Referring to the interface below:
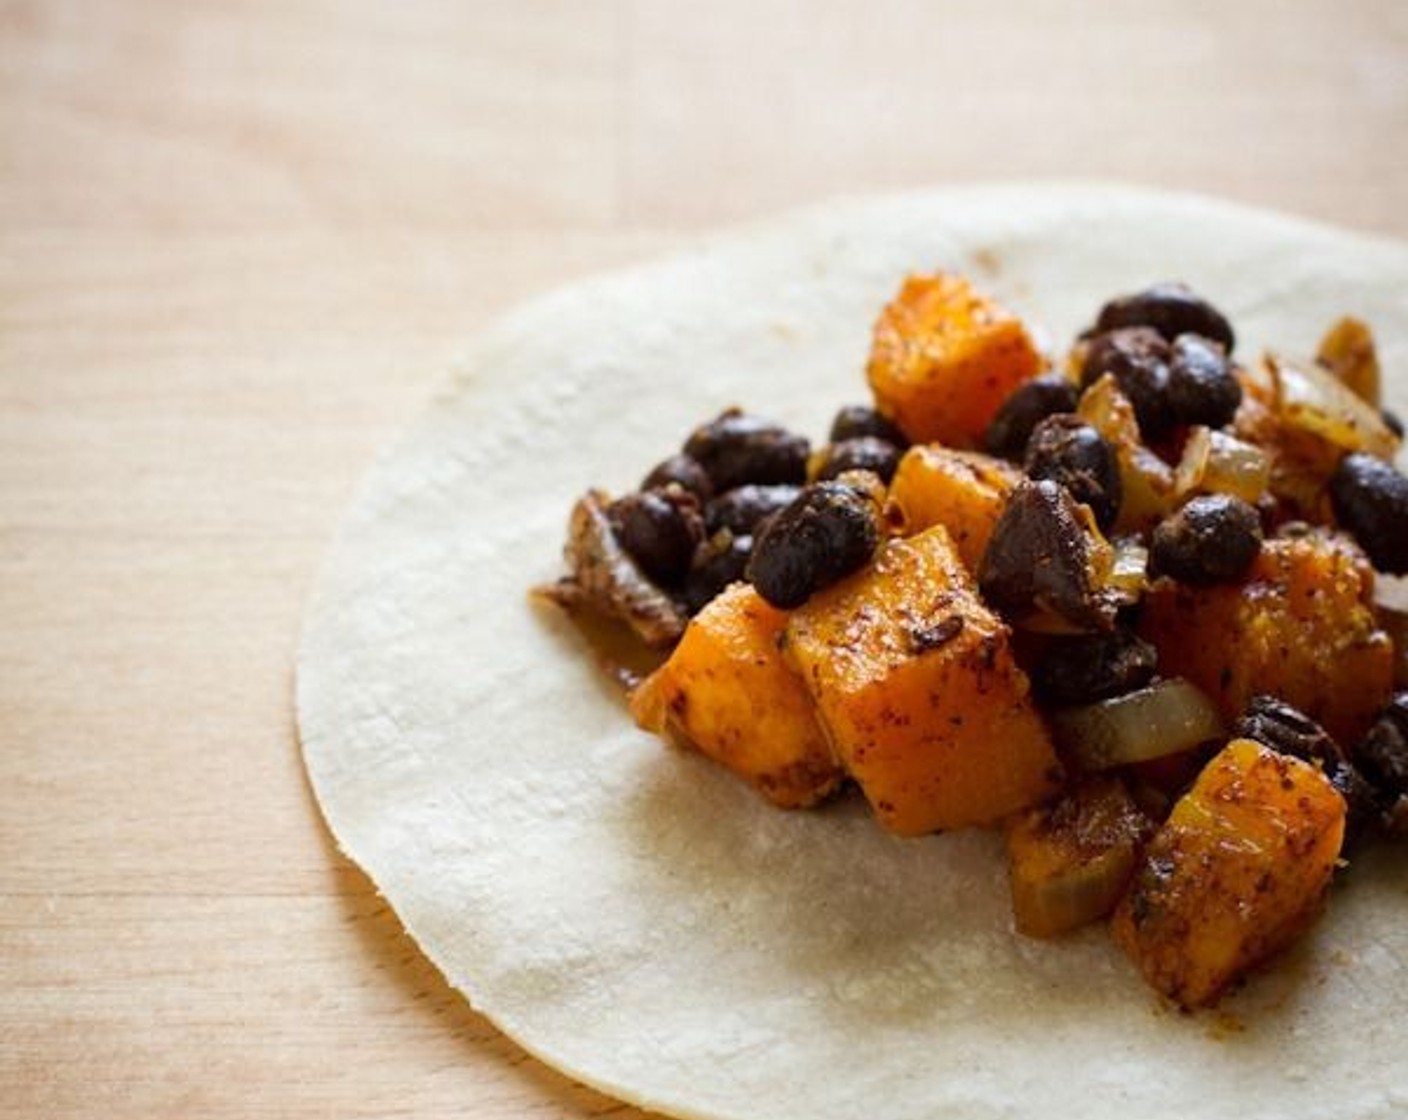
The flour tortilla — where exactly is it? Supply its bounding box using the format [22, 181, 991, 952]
[297, 185, 1408, 1120]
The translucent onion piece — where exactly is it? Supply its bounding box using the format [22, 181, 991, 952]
[1174, 426, 1271, 503]
[1053, 677, 1226, 771]
[1077, 373, 1177, 532]
[1005, 777, 1153, 938]
[1269, 353, 1401, 460]
[1316, 316, 1381, 408]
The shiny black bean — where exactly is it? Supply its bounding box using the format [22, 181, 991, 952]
[1094, 282, 1236, 353]
[642, 453, 714, 501]
[705, 484, 801, 535]
[814, 437, 902, 484]
[1023, 414, 1122, 530]
[978, 479, 1117, 632]
[829, 405, 909, 447]
[1081, 327, 1174, 440]
[1030, 628, 1157, 706]
[1329, 452, 1408, 574]
[982, 374, 1081, 461]
[682, 532, 754, 615]
[607, 488, 705, 588]
[1150, 494, 1262, 585]
[683, 408, 810, 492]
[746, 482, 883, 609]
[1166, 333, 1241, 429]
[1356, 693, 1408, 801]
[1236, 694, 1382, 849]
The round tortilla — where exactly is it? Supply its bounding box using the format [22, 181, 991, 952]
[297, 185, 1408, 1120]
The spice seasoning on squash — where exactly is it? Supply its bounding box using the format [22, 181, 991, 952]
[1112, 739, 1345, 1009]
[541, 270, 1406, 1013]
[866, 273, 1045, 448]
[630, 583, 844, 809]
[784, 525, 1062, 835]
[1138, 527, 1394, 745]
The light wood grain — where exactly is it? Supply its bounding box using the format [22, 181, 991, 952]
[2, 2, 1406, 1117]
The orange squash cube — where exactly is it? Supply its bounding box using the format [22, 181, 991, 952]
[785, 526, 1061, 835]
[884, 445, 1021, 573]
[630, 584, 843, 809]
[1112, 739, 1345, 1008]
[866, 273, 1045, 448]
[1138, 529, 1394, 745]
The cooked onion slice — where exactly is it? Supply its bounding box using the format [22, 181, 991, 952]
[1268, 353, 1400, 460]
[1173, 426, 1271, 504]
[1005, 777, 1154, 939]
[1052, 677, 1226, 771]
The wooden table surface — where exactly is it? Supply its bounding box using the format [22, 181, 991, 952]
[3, 2, 1406, 1116]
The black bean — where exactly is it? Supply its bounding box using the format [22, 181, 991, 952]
[642, 453, 714, 501]
[746, 482, 883, 609]
[1329, 452, 1408, 574]
[1030, 628, 1157, 706]
[1382, 408, 1404, 439]
[829, 404, 909, 447]
[1356, 693, 1408, 801]
[978, 479, 1118, 632]
[1081, 327, 1175, 440]
[1094, 282, 1236, 353]
[1023, 414, 1122, 530]
[682, 532, 754, 615]
[983, 374, 1081, 461]
[1166, 333, 1242, 429]
[814, 437, 902, 484]
[607, 488, 705, 588]
[1236, 695, 1382, 849]
[1150, 494, 1262, 585]
[705, 484, 801, 535]
[1235, 694, 1343, 768]
[683, 408, 810, 492]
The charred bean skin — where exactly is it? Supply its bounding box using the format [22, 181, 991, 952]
[983, 374, 1081, 461]
[746, 482, 882, 609]
[1235, 694, 1342, 768]
[683, 409, 811, 492]
[1081, 327, 1175, 439]
[682, 532, 754, 614]
[1356, 693, 1408, 801]
[1094, 283, 1236, 353]
[1329, 453, 1408, 574]
[1166, 334, 1242, 429]
[705, 484, 801, 535]
[1150, 494, 1263, 585]
[1023, 414, 1123, 530]
[642, 453, 714, 501]
[607, 488, 705, 588]
[1030, 629, 1158, 706]
[829, 405, 909, 447]
[815, 437, 902, 484]
[978, 479, 1116, 632]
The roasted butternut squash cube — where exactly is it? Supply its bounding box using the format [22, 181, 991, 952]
[630, 584, 843, 809]
[1112, 739, 1345, 1009]
[1138, 528, 1393, 744]
[885, 446, 1022, 573]
[1005, 777, 1154, 939]
[785, 526, 1061, 835]
[866, 274, 1045, 448]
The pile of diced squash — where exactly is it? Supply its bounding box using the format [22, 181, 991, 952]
[620, 272, 1398, 1010]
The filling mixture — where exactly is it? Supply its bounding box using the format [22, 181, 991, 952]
[537, 274, 1408, 1011]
